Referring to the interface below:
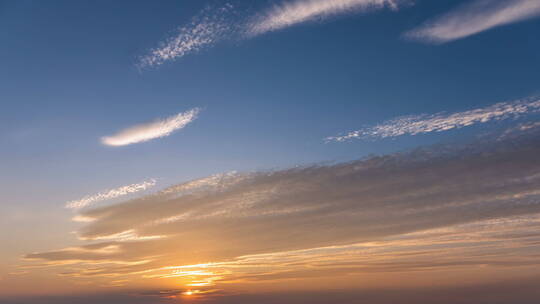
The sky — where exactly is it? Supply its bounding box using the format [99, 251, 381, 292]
[1, 0, 540, 303]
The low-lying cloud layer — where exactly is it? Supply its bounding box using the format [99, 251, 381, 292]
[327, 97, 540, 141]
[101, 108, 199, 146]
[66, 179, 157, 210]
[405, 0, 540, 43]
[24, 124, 540, 293]
[6, 278, 540, 304]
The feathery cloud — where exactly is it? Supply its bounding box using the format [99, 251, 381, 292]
[327, 97, 540, 141]
[248, 0, 405, 36]
[138, 1, 407, 68]
[137, 5, 237, 69]
[405, 0, 540, 43]
[101, 108, 200, 146]
[65, 179, 157, 209]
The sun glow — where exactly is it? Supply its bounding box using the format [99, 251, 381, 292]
[182, 289, 202, 296]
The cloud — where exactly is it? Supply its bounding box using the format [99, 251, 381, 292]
[101, 108, 199, 146]
[137, 0, 540, 67]
[66, 179, 157, 209]
[405, 0, 540, 43]
[248, 0, 405, 36]
[138, 1, 407, 68]
[6, 279, 540, 304]
[137, 5, 237, 69]
[24, 125, 540, 292]
[327, 97, 540, 141]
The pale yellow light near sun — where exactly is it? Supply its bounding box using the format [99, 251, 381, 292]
[183, 290, 201, 296]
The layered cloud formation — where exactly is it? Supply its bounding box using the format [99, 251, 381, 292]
[101, 108, 199, 146]
[328, 97, 540, 141]
[406, 0, 540, 43]
[24, 125, 540, 294]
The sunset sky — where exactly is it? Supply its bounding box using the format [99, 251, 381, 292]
[2, 0, 540, 303]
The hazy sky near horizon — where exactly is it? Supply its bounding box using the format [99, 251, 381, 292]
[1, 0, 540, 303]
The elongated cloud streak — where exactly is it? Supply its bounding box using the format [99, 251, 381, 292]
[66, 179, 156, 209]
[405, 0, 540, 43]
[327, 97, 540, 141]
[248, 0, 404, 35]
[138, 5, 236, 68]
[101, 108, 199, 146]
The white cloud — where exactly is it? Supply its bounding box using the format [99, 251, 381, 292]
[101, 108, 200, 146]
[248, 0, 404, 35]
[138, 5, 236, 68]
[327, 97, 540, 141]
[138, 1, 407, 68]
[405, 0, 540, 43]
[66, 179, 157, 209]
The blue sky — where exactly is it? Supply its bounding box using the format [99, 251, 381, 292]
[2, 0, 539, 207]
[2, 0, 540, 302]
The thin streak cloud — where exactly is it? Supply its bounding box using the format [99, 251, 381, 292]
[101, 108, 200, 146]
[66, 179, 157, 209]
[405, 0, 540, 43]
[248, 0, 405, 36]
[327, 97, 540, 141]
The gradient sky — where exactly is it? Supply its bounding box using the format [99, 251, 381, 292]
[1, 0, 540, 303]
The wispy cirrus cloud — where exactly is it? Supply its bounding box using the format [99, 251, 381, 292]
[137, 5, 237, 69]
[405, 0, 540, 43]
[101, 108, 200, 146]
[65, 179, 157, 209]
[138, 0, 407, 68]
[327, 97, 540, 141]
[248, 0, 405, 36]
[137, 0, 540, 68]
